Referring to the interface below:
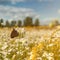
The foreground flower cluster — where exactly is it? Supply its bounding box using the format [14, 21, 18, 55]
[0, 27, 60, 60]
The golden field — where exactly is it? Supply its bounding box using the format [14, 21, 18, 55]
[0, 26, 60, 60]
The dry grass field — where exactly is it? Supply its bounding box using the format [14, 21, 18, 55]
[0, 26, 60, 60]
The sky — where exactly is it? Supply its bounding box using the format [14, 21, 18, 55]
[0, 0, 60, 25]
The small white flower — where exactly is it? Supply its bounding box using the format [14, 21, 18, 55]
[2, 45, 8, 50]
[48, 44, 54, 47]
[48, 57, 54, 60]
[37, 57, 42, 60]
[42, 51, 48, 57]
[49, 53, 54, 57]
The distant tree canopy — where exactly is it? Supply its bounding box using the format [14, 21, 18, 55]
[53, 20, 59, 26]
[10, 20, 16, 27]
[5, 20, 10, 27]
[17, 20, 22, 27]
[49, 20, 59, 28]
[0, 19, 3, 27]
[0, 17, 60, 27]
[0, 19, 3, 23]
[34, 19, 40, 26]
[24, 17, 33, 26]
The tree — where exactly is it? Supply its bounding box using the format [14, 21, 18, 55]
[17, 20, 22, 27]
[0, 18, 3, 27]
[5, 20, 10, 27]
[23, 17, 33, 26]
[0, 19, 3, 23]
[10, 20, 16, 27]
[34, 19, 40, 26]
[49, 20, 59, 28]
[53, 20, 59, 25]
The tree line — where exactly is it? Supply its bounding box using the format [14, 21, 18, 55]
[0, 17, 40, 27]
[0, 16, 59, 27]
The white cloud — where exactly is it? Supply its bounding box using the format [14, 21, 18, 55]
[0, 0, 26, 4]
[0, 5, 40, 21]
[10, 0, 25, 4]
[39, 0, 54, 2]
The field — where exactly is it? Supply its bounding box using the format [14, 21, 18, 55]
[0, 26, 60, 60]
